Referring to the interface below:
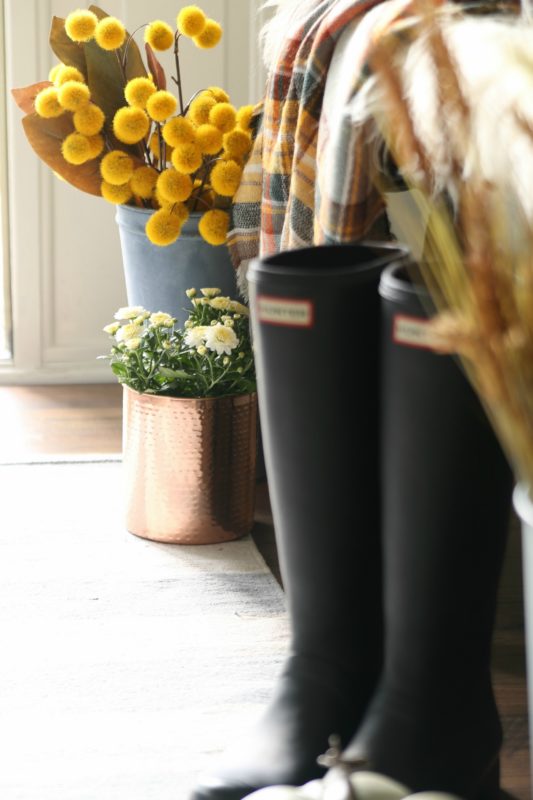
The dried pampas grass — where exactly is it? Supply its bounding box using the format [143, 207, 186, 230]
[369, 0, 533, 487]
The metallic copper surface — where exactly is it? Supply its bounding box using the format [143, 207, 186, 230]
[122, 387, 257, 544]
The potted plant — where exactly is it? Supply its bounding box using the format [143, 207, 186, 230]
[12, 4, 255, 324]
[101, 287, 257, 544]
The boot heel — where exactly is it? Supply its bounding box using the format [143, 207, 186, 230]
[476, 759, 500, 800]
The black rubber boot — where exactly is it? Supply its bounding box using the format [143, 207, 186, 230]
[339, 264, 513, 799]
[190, 243, 407, 800]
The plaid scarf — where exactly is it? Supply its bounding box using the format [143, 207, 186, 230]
[228, 0, 413, 272]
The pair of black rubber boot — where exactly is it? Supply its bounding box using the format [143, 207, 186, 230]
[191, 243, 513, 800]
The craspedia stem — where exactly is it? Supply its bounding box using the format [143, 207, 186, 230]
[173, 31, 185, 115]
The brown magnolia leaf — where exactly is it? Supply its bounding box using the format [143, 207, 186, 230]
[83, 38, 127, 125]
[11, 82, 52, 114]
[81, 7, 148, 159]
[83, 39, 147, 160]
[87, 5, 109, 20]
[88, 5, 148, 82]
[145, 43, 166, 90]
[49, 17, 87, 74]
[22, 113, 102, 196]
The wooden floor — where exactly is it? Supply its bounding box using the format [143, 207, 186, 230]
[0, 384, 529, 799]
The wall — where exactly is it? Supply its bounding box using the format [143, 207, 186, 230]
[2, 0, 261, 383]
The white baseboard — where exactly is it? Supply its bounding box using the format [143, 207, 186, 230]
[0, 361, 118, 385]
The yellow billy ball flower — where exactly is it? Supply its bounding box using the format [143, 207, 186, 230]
[48, 64, 62, 83]
[144, 20, 174, 51]
[223, 128, 251, 159]
[176, 5, 206, 37]
[34, 87, 64, 118]
[73, 103, 105, 136]
[61, 132, 91, 165]
[94, 16, 126, 51]
[196, 124, 223, 155]
[65, 9, 98, 42]
[157, 202, 189, 225]
[146, 90, 178, 122]
[206, 86, 229, 103]
[209, 102, 236, 133]
[130, 166, 159, 198]
[86, 134, 104, 159]
[58, 80, 91, 111]
[54, 65, 85, 86]
[124, 77, 156, 109]
[193, 19, 222, 50]
[162, 116, 196, 147]
[145, 208, 182, 246]
[188, 94, 216, 126]
[198, 209, 229, 246]
[157, 200, 189, 226]
[210, 159, 242, 196]
[236, 104, 254, 131]
[100, 150, 134, 185]
[171, 202, 190, 224]
[101, 180, 133, 205]
[113, 107, 150, 144]
[171, 143, 203, 174]
[156, 169, 193, 203]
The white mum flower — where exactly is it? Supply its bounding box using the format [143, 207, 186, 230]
[116, 323, 143, 342]
[103, 322, 120, 335]
[208, 296, 232, 311]
[228, 300, 249, 316]
[184, 325, 209, 348]
[200, 287, 221, 298]
[204, 323, 239, 355]
[149, 312, 175, 328]
[124, 337, 142, 350]
[114, 305, 147, 320]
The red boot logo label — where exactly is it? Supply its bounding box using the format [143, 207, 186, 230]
[256, 295, 314, 327]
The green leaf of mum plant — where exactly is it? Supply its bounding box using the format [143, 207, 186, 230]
[22, 113, 102, 196]
[159, 368, 189, 379]
[111, 362, 128, 377]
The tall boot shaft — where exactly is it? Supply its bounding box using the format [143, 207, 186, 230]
[249, 243, 405, 666]
[379, 267, 512, 691]
[190, 243, 407, 799]
[342, 265, 513, 799]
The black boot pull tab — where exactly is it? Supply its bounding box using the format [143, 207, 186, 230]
[317, 734, 370, 800]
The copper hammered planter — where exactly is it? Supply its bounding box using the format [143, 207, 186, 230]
[122, 386, 257, 544]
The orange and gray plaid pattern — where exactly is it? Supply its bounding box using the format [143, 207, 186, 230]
[227, 0, 400, 268]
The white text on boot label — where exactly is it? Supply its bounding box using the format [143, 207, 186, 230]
[257, 295, 314, 328]
[393, 314, 439, 350]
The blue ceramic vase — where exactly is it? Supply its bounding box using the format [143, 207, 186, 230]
[115, 204, 238, 328]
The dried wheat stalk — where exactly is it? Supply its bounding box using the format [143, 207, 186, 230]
[371, 0, 533, 487]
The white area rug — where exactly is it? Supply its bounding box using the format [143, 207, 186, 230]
[0, 461, 288, 800]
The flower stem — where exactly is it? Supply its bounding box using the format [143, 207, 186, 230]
[172, 32, 185, 115]
[121, 25, 148, 73]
